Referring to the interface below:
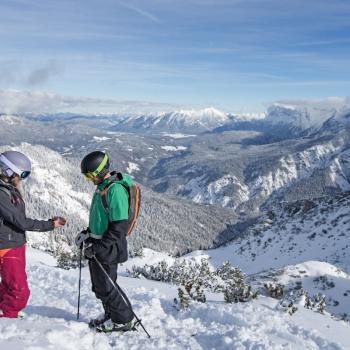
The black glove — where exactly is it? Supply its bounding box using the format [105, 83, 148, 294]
[75, 229, 90, 248]
[83, 243, 95, 259]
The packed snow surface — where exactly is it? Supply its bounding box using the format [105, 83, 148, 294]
[1, 248, 350, 350]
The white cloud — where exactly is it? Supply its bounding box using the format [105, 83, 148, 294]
[0, 89, 185, 115]
[272, 97, 350, 109]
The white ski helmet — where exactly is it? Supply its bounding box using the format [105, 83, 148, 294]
[0, 151, 32, 181]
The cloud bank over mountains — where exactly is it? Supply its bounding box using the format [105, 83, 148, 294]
[0, 89, 186, 115]
[0, 89, 349, 121]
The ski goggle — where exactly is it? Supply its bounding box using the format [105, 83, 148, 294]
[20, 171, 31, 180]
[84, 172, 95, 181]
[0, 165, 31, 181]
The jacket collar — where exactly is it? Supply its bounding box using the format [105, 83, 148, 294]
[97, 171, 120, 191]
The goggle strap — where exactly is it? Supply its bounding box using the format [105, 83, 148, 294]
[91, 154, 109, 177]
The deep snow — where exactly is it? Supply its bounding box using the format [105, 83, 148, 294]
[1, 248, 350, 350]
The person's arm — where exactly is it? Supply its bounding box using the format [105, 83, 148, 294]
[0, 191, 54, 232]
[96, 220, 128, 247]
[87, 220, 128, 262]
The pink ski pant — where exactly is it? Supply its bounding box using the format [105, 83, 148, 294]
[0, 245, 30, 318]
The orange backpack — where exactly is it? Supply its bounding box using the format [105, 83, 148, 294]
[100, 173, 141, 235]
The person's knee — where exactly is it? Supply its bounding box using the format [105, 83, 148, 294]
[9, 282, 30, 309]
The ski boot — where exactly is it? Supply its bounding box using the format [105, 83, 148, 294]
[96, 317, 139, 333]
[89, 312, 111, 328]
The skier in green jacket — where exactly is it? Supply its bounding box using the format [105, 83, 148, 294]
[76, 151, 135, 333]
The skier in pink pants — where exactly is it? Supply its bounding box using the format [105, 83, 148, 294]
[0, 151, 66, 318]
[0, 246, 30, 318]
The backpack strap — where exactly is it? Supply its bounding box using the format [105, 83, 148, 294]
[100, 173, 129, 213]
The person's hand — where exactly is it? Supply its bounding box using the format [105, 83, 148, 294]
[83, 243, 95, 259]
[53, 216, 67, 228]
[75, 229, 90, 247]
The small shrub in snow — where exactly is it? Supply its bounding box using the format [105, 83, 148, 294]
[130, 260, 173, 282]
[264, 283, 284, 299]
[176, 280, 207, 309]
[129, 258, 214, 288]
[304, 292, 326, 314]
[176, 287, 190, 309]
[55, 246, 82, 270]
[129, 247, 144, 258]
[339, 313, 348, 322]
[216, 262, 257, 303]
[224, 281, 256, 304]
[52, 235, 82, 269]
[280, 300, 298, 316]
[130, 259, 257, 306]
[279, 289, 326, 316]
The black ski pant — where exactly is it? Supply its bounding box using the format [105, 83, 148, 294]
[88, 259, 134, 324]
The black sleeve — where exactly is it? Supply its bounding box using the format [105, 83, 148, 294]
[0, 191, 54, 232]
[92, 220, 128, 263]
[102, 220, 128, 246]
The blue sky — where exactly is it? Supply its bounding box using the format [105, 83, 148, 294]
[0, 0, 350, 113]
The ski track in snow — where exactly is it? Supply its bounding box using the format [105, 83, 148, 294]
[0, 249, 349, 350]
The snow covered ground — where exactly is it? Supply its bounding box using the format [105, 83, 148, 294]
[1, 248, 350, 350]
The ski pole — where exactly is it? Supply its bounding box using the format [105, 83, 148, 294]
[77, 245, 83, 320]
[93, 256, 151, 338]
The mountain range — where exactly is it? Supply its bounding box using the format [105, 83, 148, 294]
[0, 97, 349, 257]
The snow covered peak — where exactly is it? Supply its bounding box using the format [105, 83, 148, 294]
[164, 107, 228, 127]
[114, 107, 230, 133]
[175, 107, 227, 119]
[266, 97, 350, 131]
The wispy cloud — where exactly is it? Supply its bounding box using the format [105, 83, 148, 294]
[291, 38, 350, 47]
[236, 80, 350, 88]
[118, 2, 162, 23]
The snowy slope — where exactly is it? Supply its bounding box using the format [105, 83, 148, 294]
[1, 248, 350, 350]
[188, 192, 350, 274]
[173, 191, 350, 321]
[254, 261, 350, 320]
